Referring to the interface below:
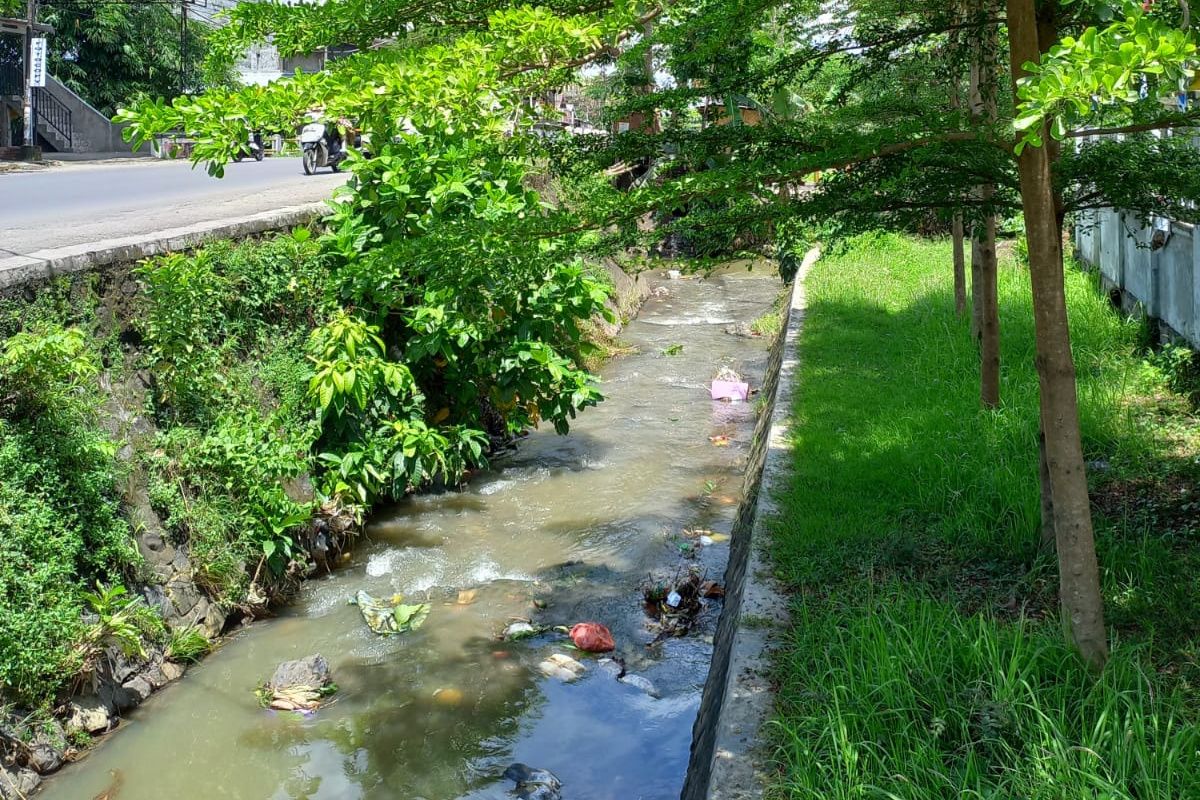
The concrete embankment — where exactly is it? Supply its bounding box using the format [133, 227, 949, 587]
[683, 248, 819, 800]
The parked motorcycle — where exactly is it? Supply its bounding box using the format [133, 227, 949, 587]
[233, 130, 265, 163]
[299, 120, 345, 175]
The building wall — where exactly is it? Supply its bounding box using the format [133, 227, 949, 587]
[1076, 209, 1200, 348]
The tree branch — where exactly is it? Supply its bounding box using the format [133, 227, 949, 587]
[756, 16, 1007, 84]
[1065, 113, 1200, 139]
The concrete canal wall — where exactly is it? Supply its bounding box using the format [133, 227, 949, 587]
[683, 248, 818, 800]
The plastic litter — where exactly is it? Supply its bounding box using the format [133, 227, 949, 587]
[711, 366, 751, 402]
[569, 621, 615, 653]
[643, 566, 720, 641]
[502, 621, 545, 641]
[596, 657, 660, 698]
[433, 687, 464, 706]
[349, 590, 430, 635]
[619, 673, 661, 698]
[710, 380, 750, 401]
[504, 763, 563, 800]
[538, 653, 587, 682]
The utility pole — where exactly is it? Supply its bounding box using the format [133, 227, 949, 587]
[179, 0, 187, 96]
[21, 0, 34, 147]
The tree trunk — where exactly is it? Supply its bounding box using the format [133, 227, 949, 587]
[953, 216, 967, 318]
[1038, 427, 1056, 551]
[976, 200, 1000, 408]
[971, 235, 984, 342]
[1036, 2, 1063, 549]
[1007, 0, 1108, 669]
[949, 77, 968, 319]
[969, 0, 1001, 407]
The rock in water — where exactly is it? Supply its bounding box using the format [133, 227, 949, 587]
[269, 654, 331, 691]
[503, 763, 562, 800]
[65, 697, 111, 735]
[0, 764, 40, 799]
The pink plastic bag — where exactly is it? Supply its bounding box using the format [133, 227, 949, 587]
[569, 622, 615, 653]
[710, 380, 750, 401]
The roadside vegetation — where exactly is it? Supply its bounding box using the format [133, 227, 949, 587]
[768, 233, 1200, 798]
[0, 210, 611, 711]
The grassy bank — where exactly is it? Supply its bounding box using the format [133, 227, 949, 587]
[767, 233, 1200, 798]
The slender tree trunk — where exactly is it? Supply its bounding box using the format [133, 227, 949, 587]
[971, 234, 984, 342]
[969, 0, 1001, 407]
[949, 78, 968, 319]
[1037, 3, 1062, 549]
[953, 216, 967, 318]
[977, 197, 1000, 408]
[1007, 0, 1108, 669]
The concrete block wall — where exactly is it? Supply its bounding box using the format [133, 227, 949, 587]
[1076, 210, 1200, 348]
[682, 249, 818, 800]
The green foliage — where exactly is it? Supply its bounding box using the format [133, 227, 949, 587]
[769, 234, 1200, 798]
[135, 229, 327, 419]
[1151, 343, 1200, 409]
[133, 234, 329, 598]
[774, 592, 1200, 799]
[165, 627, 211, 664]
[135, 251, 229, 414]
[1016, 1, 1197, 150]
[0, 324, 137, 707]
[0, 324, 97, 414]
[79, 583, 148, 661]
[36, 1, 229, 118]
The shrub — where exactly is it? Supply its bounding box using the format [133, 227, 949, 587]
[0, 325, 138, 707]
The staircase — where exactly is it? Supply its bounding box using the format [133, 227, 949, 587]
[1, 62, 72, 151]
[1, 61, 135, 154]
[31, 85, 72, 150]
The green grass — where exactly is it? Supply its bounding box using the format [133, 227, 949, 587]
[767, 232, 1200, 799]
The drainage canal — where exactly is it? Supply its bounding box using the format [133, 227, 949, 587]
[42, 266, 779, 800]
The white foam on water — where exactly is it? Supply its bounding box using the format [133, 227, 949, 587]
[365, 551, 395, 577]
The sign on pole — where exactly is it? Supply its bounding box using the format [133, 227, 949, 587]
[30, 37, 46, 88]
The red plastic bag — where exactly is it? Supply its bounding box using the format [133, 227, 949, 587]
[569, 622, 615, 653]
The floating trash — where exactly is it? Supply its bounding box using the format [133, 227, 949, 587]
[349, 590, 430, 635]
[538, 653, 587, 682]
[504, 763, 563, 800]
[569, 622, 615, 653]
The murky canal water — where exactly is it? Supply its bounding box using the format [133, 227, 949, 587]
[42, 267, 779, 800]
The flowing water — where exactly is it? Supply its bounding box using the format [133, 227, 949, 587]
[42, 266, 779, 800]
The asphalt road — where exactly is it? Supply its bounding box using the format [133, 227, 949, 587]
[0, 157, 345, 258]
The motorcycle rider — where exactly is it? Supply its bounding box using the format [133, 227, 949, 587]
[305, 108, 349, 160]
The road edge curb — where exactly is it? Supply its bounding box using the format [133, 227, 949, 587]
[0, 202, 329, 290]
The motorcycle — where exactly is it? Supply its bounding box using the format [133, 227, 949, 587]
[299, 120, 346, 175]
[232, 130, 265, 163]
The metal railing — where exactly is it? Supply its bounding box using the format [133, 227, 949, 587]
[0, 63, 19, 96]
[32, 85, 71, 150]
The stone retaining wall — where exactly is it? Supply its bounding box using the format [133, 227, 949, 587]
[682, 248, 817, 800]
